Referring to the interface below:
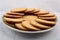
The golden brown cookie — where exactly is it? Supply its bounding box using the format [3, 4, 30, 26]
[7, 13, 24, 16]
[5, 22, 15, 27]
[39, 16, 56, 20]
[30, 20, 50, 29]
[30, 8, 40, 13]
[15, 23, 27, 30]
[34, 9, 49, 15]
[3, 17, 24, 22]
[36, 19, 56, 25]
[38, 13, 55, 17]
[25, 8, 35, 13]
[3, 20, 15, 27]
[23, 15, 38, 21]
[22, 21, 40, 31]
[4, 14, 22, 18]
[11, 8, 27, 12]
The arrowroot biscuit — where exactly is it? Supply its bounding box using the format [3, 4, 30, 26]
[30, 20, 50, 29]
[8, 13, 24, 16]
[3, 8, 57, 31]
[34, 9, 49, 15]
[36, 19, 56, 25]
[39, 16, 56, 20]
[11, 8, 27, 12]
[3, 17, 23, 22]
[4, 14, 22, 18]
[4, 21, 15, 27]
[22, 21, 40, 31]
[3, 20, 15, 28]
[23, 15, 38, 21]
[25, 8, 35, 13]
[15, 23, 27, 30]
[38, 13, 55, 17]
[30, 8, 40, 13]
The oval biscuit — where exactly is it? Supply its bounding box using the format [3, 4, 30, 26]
[38, 13, 55, 17]
[11, 8, 27, 12]
[4, 14, 22, 18]
[39, 16, 56, 20]
[22, 21, 40, 31]
[30, 8, 40, 13]
[15, 23, 27, 30]
[25, 8, 35, 13]
[30, 20, 50, 29]
[36, 19, 56, 25]
[34, 9, 49, 15]
[3, 17, 23, 22]
[34, 11, 48, 15]
[8, 13, 24, 16]
[4, 21, 15, 27]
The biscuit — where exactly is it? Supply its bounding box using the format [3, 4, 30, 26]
[7, 13, 24, 16]
[22, 21, 40, 31]
[11, 8, 27, 12]
[30, 20, 50, 29]
[39, 16, 56, 20]
[5, 22, 15, 27]
[15, 23, 27, 30]
[4, 14, 22, 18]
[36, 19, 56, 25]
[30, 8, 40, 13]
[34, 11, 48, 15]
[25, 8, 35, 13]
[23, 15, 38, 21]
[34, 9, 48, 15]
[3, 20, 15, 27]
[38, 13, 55, 17]
[3, 17, 24, 22]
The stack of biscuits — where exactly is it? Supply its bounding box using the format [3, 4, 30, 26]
[3, 8, 57, 31]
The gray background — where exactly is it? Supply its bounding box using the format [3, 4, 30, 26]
[0, 0, 60, 40]
[0, 0, 60, 12]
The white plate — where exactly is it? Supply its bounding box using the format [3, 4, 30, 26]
[1, 11, 58, 33]
[0, 11, 60, 40]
